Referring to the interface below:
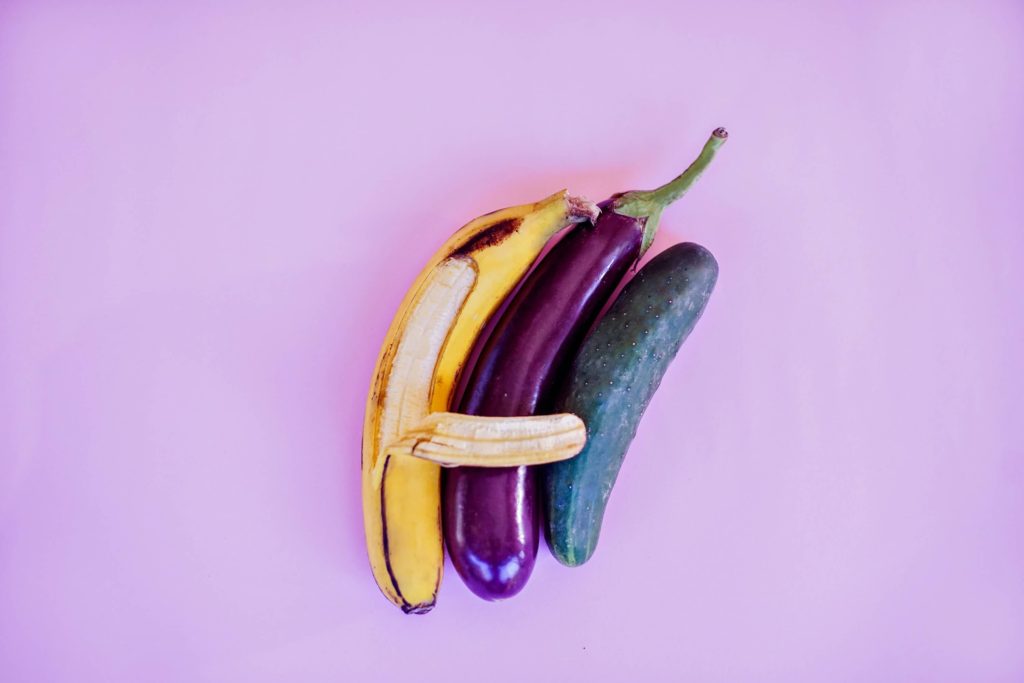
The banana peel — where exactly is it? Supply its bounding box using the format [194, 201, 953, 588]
[373, 412, 586, 489]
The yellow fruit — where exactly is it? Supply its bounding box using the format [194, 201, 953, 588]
[362, 191, 598, 613]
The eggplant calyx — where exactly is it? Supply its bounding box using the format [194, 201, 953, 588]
[613, 127, 728, 257]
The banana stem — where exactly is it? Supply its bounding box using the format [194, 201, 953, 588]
[567, 194, 601, 223]
[615, 127, 728, 256]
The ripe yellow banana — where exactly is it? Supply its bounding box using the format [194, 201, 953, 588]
[363, 191, 598, 613]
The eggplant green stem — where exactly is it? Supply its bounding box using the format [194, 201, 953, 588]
[615, 127, 728, 256]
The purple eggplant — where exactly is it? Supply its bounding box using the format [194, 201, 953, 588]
[444, 128, 728, 600]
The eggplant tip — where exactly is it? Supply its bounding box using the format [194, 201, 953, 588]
[712, 127, 728, 139]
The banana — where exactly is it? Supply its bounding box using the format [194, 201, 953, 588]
[363, 191, 598, 614]
[378, 412, 585, 483]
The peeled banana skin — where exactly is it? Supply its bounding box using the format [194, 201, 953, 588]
[382, 412, 586, 478]
[362, 191, 598, 614]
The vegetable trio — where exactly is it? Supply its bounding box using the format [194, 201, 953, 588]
[362, 128, 727, 613]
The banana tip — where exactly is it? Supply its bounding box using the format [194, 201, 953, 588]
[567, 194, 600, 223]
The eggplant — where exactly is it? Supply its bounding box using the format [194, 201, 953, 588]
[444, 128, 728, 600]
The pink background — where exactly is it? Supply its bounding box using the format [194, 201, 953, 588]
[2, 1, 1023, 681]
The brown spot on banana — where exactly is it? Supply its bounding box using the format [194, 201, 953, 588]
[451, 218, 524, 257]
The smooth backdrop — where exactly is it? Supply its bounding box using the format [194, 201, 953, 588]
[2, 1, 1022, 681]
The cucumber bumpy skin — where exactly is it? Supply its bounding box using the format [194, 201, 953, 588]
[543, 242, 719, 567]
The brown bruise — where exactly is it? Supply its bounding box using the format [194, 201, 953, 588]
[450, 217, 523, 257]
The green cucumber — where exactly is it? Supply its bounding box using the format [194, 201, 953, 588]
[543, 242, 719, 566]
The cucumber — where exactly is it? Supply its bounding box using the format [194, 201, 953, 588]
[542, 242, 718, 566]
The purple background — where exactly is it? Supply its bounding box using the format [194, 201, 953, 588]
[2, 1, 1023, 681]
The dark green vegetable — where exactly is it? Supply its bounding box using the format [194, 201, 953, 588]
[543, 242, 719, 566]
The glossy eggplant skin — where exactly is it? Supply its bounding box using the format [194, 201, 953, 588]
[444, 210, 643, 600]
